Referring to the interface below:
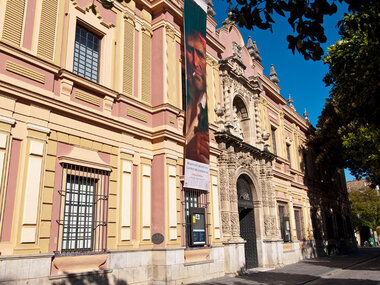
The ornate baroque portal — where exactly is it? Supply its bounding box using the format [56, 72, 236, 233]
[215, 46, 281, 271]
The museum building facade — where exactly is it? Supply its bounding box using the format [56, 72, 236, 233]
[0, 0, 354, 284]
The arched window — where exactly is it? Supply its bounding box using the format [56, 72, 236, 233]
[232, 96, 250, 142]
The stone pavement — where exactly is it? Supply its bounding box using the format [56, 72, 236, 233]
[192, 248, 380, 285]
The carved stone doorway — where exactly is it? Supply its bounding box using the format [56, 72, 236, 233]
[237, 175, 258, 268]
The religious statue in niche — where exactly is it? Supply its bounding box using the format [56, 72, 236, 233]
[232, 106, 244, 139]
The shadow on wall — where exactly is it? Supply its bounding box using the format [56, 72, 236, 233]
[303, 160, 357, 257]
[301, 240, 317, 259]
[52, 271, 128, 285]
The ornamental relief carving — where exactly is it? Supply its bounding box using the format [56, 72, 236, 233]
[264, 216, 277, 236]
[231, 212, 240, 236]
[221, 212, 231, 234]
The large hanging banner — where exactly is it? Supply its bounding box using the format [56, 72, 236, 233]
[184, 0, 210, 191]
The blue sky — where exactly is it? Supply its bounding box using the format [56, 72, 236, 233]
[211, 1, 355, 181]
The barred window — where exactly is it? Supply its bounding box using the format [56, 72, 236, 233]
[184, 189, 208, 247]
[271, 127, 277, 155]
[294, 207, 304, 240]
[278, 202, 291, 242]
[286, 143, 291, 164]
[73, 25, 101, 82]
[56, 163, 109, 254]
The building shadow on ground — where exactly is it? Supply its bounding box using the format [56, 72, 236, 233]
[51, 271, 128, 285]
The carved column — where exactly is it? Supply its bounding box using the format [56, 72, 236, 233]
[227, 146, 240, 239]
[218, 142, 232, 241]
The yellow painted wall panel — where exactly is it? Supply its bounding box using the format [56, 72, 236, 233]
[68, 135, 80, 146]
[2, 0, 25, 46]
[44, 170, 55, 187]
[45, 155, 56, 171]
[42, 188, 53, 205]
[109, 180, 117, 195]
[47, 140, 57, 155]
[39, 221, 51, 237]
[39, 238, 49, 253]
[123, 21, 134, 96]
[57, 132, 69, 143]
[141, 32, 151, 104]
[37, 0, 58, 61]
[80, 138, 93, 149]
[109, 193, 117, 209]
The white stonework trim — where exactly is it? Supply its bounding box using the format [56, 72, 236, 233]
[142, 165, 151, 229]
[20, 227, 36, 243]
[212, 175, 221, 238]
[168, 165, 177, 232]
[121, 161, 132, 230]
[122, 160, 132, 173]
[166, 154, 178, 161]
[169, 228, 177, 240]
[29, 141, 44, 156]
[141, 153, 153, 160]
[121, 228, 131, 241]
[142, 228, 150, 240]
[22, 156, 43, 225]
[210, 166, 218, 172]
[27, 123, 50, 134]
[120, 148, 135, 156]
[0, 152, 5, 192]
[0, 115, 16, 126]
[0, 134, 7, 149]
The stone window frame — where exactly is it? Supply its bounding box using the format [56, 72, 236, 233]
[55, 163, 109, 255]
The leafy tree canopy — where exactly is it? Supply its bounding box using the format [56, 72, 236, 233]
[349, 186, 380, 230]
[309, 5, 380, 186]
[228, 0, 378, 60]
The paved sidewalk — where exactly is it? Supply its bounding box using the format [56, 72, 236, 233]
[192, 248, 380, 285]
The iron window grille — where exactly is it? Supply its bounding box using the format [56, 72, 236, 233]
[56, 163, 109, 254]
[183, 188, 208, 247]
[278, 202, 291, 242]
[271, 127, 277, 155]
[73, 25, 101, 83]
[294, 207, 304, 240]
[286, 143, 291, 164]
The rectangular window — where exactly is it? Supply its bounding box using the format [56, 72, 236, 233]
[271, 127, 277, 155]
[286, 143, 291, 164]
[73, 25, 101, 83]
[184, 189, 208, 247]
[57, 163, 109, 254]
[325, 211, 335, 239]
[278, 202, 291, 242]
[294, 207, 304, 241]
[303, 152, 308, 175]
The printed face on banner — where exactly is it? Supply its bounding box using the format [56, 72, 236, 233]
[184, 0, 210, 191]
[185, 30, 209, 165]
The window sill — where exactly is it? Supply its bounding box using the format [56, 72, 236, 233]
[184, 247, 211, 263]
[51, 253, 107, 275]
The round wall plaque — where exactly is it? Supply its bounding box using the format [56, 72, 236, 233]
[152, 233, 164, 244]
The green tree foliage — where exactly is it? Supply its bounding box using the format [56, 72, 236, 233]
[350, 187, 380, 230]
[309, 5, 380, 186]
[228, 0, 378, 60]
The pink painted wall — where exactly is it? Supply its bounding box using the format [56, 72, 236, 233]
[77, 0, 116, 25]
[0, 52, 54, 91]
[151, 26, 165, 106]
[0, 139, 21, 242]
[49, 143, 74, 253]
[22, 0, 36, 50]
[118, 101, 152, 126]
[71, 87, 103, 111]
[151, 154, 166, 247]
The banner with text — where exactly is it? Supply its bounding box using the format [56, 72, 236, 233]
[184, 0, 210, 191]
